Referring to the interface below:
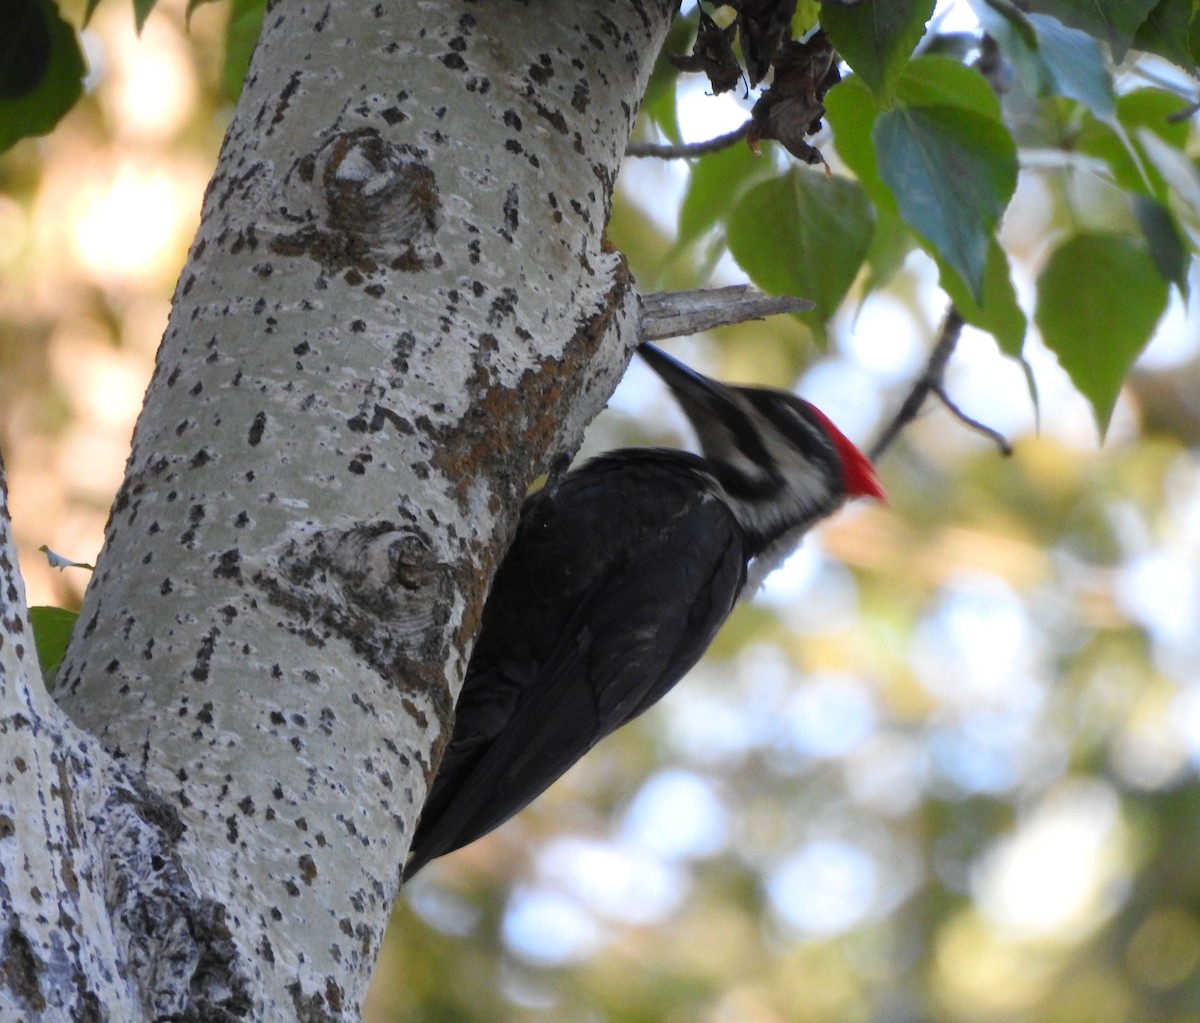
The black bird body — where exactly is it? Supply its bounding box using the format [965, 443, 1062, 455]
[404, 345, 883, 879]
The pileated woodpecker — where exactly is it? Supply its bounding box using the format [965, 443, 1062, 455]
[403, 343, 884, 879]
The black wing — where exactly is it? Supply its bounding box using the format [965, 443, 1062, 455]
[404, 451, 746, 878]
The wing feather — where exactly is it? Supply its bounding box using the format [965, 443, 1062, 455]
[404, 453, 745, 877]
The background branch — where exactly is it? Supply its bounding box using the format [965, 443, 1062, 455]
[626, 122, 751, 159]
[870, 305, 1014, 460]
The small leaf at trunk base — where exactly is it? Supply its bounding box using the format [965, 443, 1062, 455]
[30, 606, 78, 689]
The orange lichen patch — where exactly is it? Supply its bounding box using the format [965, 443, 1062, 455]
[430, 253, 635, 517]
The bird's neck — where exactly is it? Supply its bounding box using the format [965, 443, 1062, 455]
[714, 468, 841, 561]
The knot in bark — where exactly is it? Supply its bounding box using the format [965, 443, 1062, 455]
[317, 129, 440, 252]
[260, 522, 455, 693]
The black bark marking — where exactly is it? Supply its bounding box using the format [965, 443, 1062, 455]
[500, 185, 519, 242]
[248, 412, 267, 446]
[346, 403, 412, 435]
[191, 628, 218, 682]
[214, 549, 242, 582]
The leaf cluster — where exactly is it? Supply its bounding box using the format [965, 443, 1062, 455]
[651, 0, 1200, 437]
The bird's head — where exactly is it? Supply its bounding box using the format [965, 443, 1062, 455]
[638, 343, 885, 552]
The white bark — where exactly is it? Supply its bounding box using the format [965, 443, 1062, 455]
[3, 0, 675, 1019]
[1, 462, 138, 1021]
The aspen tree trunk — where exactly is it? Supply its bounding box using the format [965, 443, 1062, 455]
[1, 1, 674, 1018]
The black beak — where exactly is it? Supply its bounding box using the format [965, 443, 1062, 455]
[637, 343, 738, 422]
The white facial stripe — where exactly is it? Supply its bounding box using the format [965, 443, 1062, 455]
[687, 392, 841, 551]
[691, 402, 772, 487]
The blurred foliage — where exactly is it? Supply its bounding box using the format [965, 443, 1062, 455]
[5, 1, 1200, 1022]
[0, 0, 86, 151]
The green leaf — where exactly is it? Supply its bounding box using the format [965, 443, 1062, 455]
[1031, 14, 1117, 123]
[1022, 0, 1160, 58]
[727, 168, 875, 336]
[134, 0, 157, 31]
[937, 238, 1036, 419]
[0, 0, 85, 153]
[863, 205, 915, 294]
[973, 0, 1040, 47]
[937, 238, 1027, 358]
[875, 102, 1017, 302]
[1117, 88, 1193, 149]
[641, 74, 681, 147]
[1035, 233, 1169, 437]
[1076, 89, 1192, 199]
[893, 55, 1006, 120]
[828, 59, 1018, 303]
[222, 0, 266, 103]
[1133, 194, 1188, 291]
[821, 0, 935, 104]
[825, 74, 891, 208]
[677, 141, 770, 247]
[641, 12, 699, 146]
[1133, 0, 1195, 66]
[827, 59, 1016, 300]
[1, 0, 52, 100]
[793, 1, 822, 34]
[30, 606, 78, 689]
[1135, 124, 1200, 228]
[975, 3, 1116, 124]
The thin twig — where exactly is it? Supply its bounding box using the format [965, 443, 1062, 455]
[870, 306, 1013, 460]
[626, 121, 751, 159]
[931, 385, 1014, 456]
[1167, 98, 1200, 123]
[869, 307, 962, 461]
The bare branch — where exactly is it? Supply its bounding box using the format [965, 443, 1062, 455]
[626, 121, 751, 159]
[640, 285, 814, 341]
